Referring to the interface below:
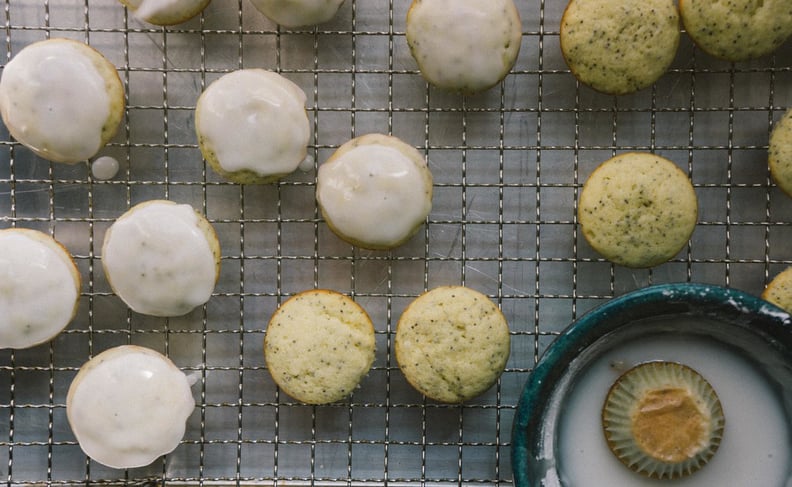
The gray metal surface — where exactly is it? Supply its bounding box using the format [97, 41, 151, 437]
[0, 0, 791, 485]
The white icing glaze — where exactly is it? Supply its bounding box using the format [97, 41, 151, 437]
[0, 230, 79, 349]
[316, 134, 433, 249]
[66, 345, 195, 469]
[91, 155, 120, 180]
[406, 0, 522, 93]
[196, 69, 310, 179]
[249, 0, 345, 27]
[0, 39, 114, 163]
[121, 0, 209, 25]
[102, 200, 218, 317]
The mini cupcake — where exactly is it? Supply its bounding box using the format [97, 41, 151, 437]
[67, 345, 195, 468]
[316, 133, 433, 250]
[0, 39, 124, 164]
[101, 200, 221, 317]
[118, 0, 211, 25]
[249, 0, 345, 28]
[195, 69, 310, 184]
[406, 0, 522, 94]
[602, 361, 725, 479]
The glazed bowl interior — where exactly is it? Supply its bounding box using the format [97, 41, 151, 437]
[511, 283, 792, 487]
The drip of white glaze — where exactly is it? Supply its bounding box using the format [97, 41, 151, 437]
[91, 155, 120, 180]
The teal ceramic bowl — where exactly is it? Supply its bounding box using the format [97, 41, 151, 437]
[511, 283, 792, 486]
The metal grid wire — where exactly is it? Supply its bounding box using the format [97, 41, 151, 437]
[1, 0, 791, 485]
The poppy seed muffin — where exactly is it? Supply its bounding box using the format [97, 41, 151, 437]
[118, 0, 211, 25]
[249, 0, 345, 28]
[395, 286, 510, 403]
[560, 0, 680, 95]
[195, 69, 310, 184]
[316, 133, 433, 250]
[762, 266, 792, 313]
[67, 345, 195, 469]
[102, 200, 221, 317]
[679, 0, 792, 62]
[0, 38, 124, 164]
[264, 289, 376, 404]
[769, 108, 792, 198]
[0, 228, 81, 349]
[405, 0, 522, 94]
[578, 152, 698, 268]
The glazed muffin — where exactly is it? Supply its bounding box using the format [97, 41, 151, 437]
[195, 69, 310, 184]
[405, 0, 522, 94]
[316, 133, 433, 250]
[67, 345, 195, 469]
[679, 0, 792, 62]
[249, 0, 345, 28]
[602, 361, 725, 479]
[560, 0, 680, 95]
[395, 286, 511, 403]
[264, 289, 376, 404]
[578, 152, 698, 268]
[0, 38, 124, 164]
[769, 108, 792, 198]
[101, 200, 221, 317]
[118, 0, 211, 25]
[762, 266, 792, 313]
[0, 228, 81, 349]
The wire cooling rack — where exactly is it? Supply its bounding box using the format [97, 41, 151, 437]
[1, 0, 791, 485]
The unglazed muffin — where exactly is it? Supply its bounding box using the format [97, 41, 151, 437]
[102, 200, 221, 317]
[249, 0, 345, 28]
[559, 0, 680, 95]
[679, 0, 792, 62]
[195, 69, 310, 184]
[264, 289, 376, 404]
[395, 286, 510, 403]
[316, 133, 433, 250]
[118, 0, 211, 25]
[769, 108, 792, 198]
[0, 228, 81, 349]
[406, 0, 522, 94]
[67, 345, 195, 469]
[578, 152, 698, 268]
[762, 266, 792, 313]
[0, 38, 124, 164]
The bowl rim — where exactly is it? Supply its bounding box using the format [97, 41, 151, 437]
[510, 282, 792, 487]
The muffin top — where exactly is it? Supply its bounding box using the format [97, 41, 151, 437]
[578, 152, 698, 268]
[67, 345, 195, 469]
[0, 38, 124, 163]
[395, 286, 510, 403]
[0, 228, 81, 349]
[316, 133, 433, 250]
[264, 289, 376, 404]
[102, 200, 220, 317]
[560, 0, 680, 95]
[196, 69, 310, 184]
[679, 0, 792, 61]
[406, 0, 522, 94]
